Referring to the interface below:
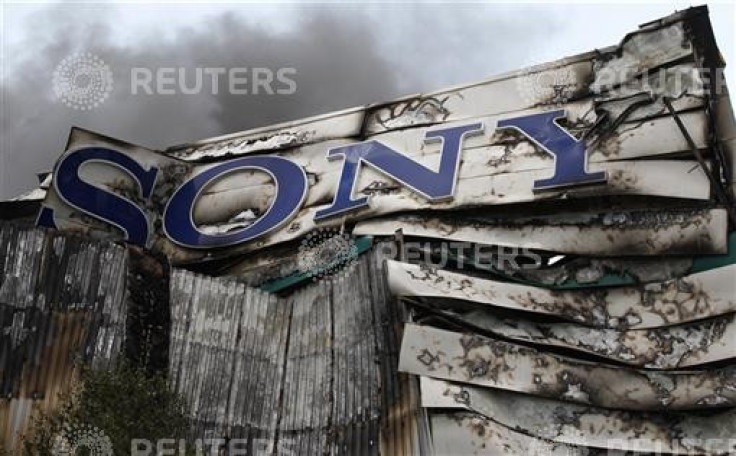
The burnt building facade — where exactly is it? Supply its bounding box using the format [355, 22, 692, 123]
[2, 6, 736, 454]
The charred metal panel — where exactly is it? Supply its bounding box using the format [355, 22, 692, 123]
[416, 307, 736, 369]
[356, 208, 728, 256]
[0, 224, 424, 453]
[168, 269, 285, 441]
[420, 378, 736, 455]
[399, 323, 736, 411]
[41, 128, 714, 266]
[166, 107, 366, 161]
[8, 5, 736, 455]
[125, 246, 170, 374]
[363, 21, 693, 134]
[387, 260, 736, 329]
[429, 412, 596, 456]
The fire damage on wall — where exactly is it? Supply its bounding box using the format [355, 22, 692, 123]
[2, 5, 736, 455]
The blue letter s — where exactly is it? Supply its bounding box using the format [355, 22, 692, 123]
[39, 147, 159, 246]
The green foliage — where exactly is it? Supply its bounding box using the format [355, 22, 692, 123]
[19, 363, 190, 456]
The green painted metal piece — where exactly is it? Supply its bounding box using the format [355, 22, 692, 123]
[260, 236, 373, 293]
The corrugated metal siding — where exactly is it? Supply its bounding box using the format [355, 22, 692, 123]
[169, 246, 422, 455]
[0, 222, 128, 448]
[0, 224, 421, 454]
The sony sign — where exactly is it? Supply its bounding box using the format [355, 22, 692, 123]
[37, 110, 606, 253]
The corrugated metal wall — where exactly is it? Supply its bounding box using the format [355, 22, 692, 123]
[169, 247, 423, 455]
[0, 223, 128, 447]
[0, 224, 420, 454]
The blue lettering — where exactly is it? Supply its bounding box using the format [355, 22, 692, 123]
[40, 147, 159, 246]
[163, 156, 307, 248]
[497, 110, 606, 190]
[315, 122, 483, 220]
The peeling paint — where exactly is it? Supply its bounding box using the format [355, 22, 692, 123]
[420, 378, 736, 455]
[411, 305, 736, 369]
[355, 208, 727, 256]
[400, 324, 736, 411]
[388, 260, 736, 329]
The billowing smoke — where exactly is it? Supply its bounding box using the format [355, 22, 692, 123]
[1, 3, 560, 199]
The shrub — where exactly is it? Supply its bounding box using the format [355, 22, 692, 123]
[20, 363, 190, 455]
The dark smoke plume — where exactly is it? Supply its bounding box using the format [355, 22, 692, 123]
[1, 3, 559, 199]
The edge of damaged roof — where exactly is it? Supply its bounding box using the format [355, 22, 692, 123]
[162, 5, 717, 160]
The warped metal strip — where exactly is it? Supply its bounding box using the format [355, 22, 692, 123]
[280, 280, 331, 453]
[429, 412, 601, 456]
[187, 106, 706, 200]
[166, 19, 698, 159]
[399, 323, 736, 410]
[386, 260, 736, 329]
[355, 208, 728, 256]
[413, 305, 736, 369]
[363, 22, 693, 135]
[418, 377, 736, 455]
[47, 155, 713, 266]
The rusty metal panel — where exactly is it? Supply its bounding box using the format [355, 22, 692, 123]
[386, 260, 736, 329]
[399, 323, 736, 411]
[356, 208, 728, 256]
[0, 223, 128, 448]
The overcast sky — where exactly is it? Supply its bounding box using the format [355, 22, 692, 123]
[1, 0, 734, 199]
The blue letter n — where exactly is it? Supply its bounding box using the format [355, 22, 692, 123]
[315, 123, 483, 221]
